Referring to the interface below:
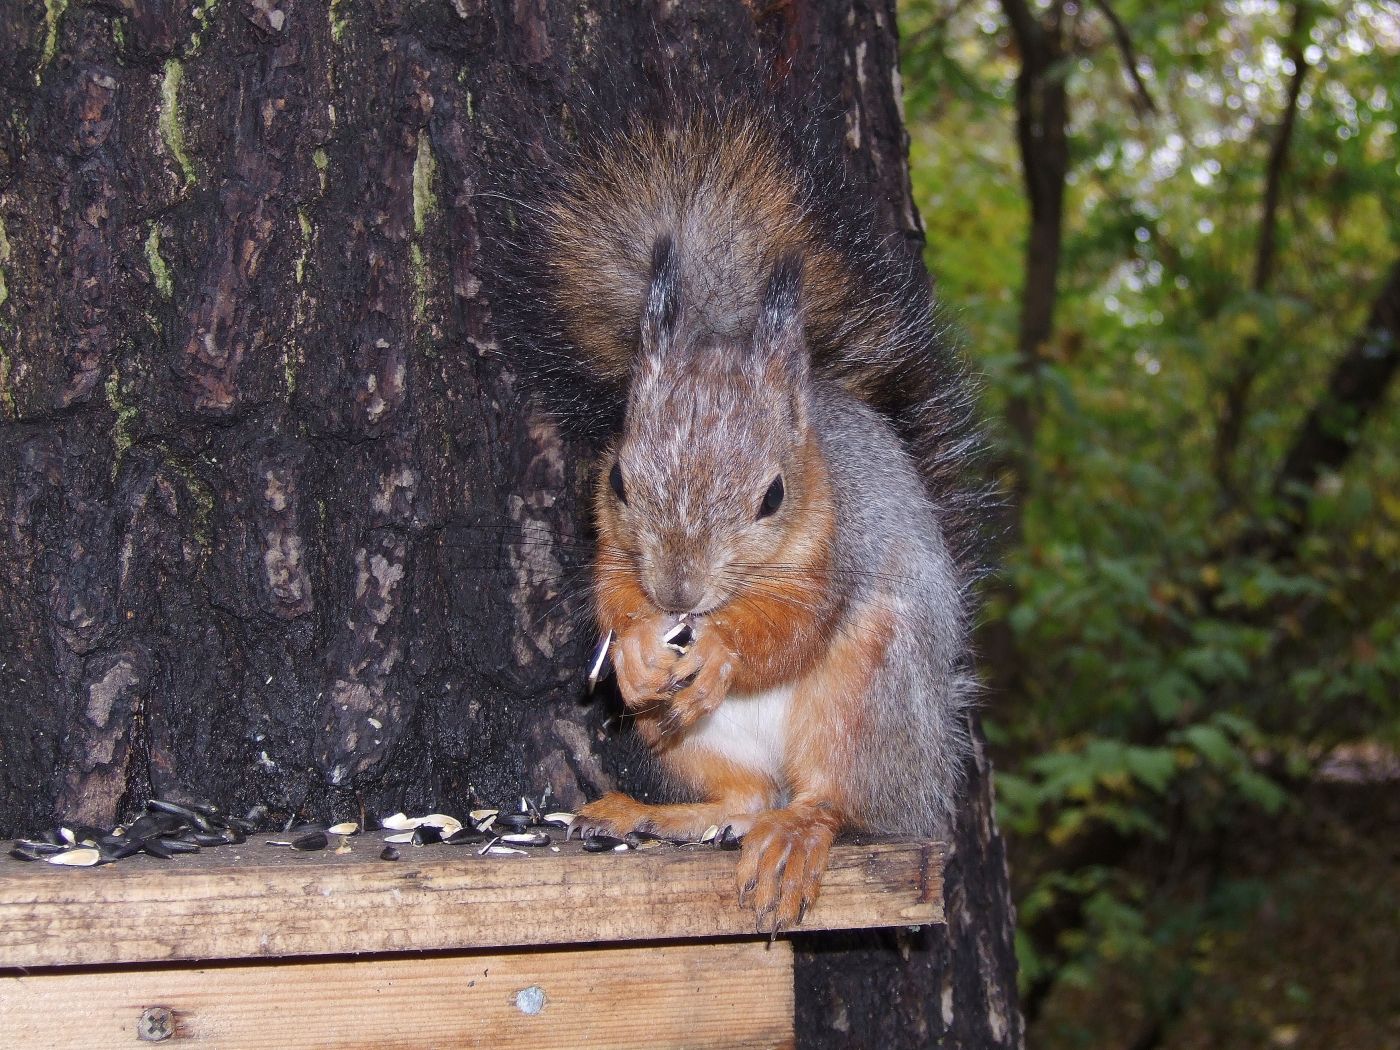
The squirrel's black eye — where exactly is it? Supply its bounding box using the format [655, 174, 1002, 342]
[610, 462, 627, 504]
[758, 475, 784, 519]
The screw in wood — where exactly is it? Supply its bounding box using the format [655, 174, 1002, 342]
[136, 1006, 174, 1042]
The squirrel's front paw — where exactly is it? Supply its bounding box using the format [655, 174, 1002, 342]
[656, 630, 734, 739]
[736, 808, 837, 935]
[612, 617, 680, 712]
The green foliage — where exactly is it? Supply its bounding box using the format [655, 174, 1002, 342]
[901, 0, 1400, 1042]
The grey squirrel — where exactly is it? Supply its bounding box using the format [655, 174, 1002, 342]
[501, 107, 981, 932]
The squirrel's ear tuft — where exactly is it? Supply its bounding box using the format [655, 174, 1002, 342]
[755, 251, 809, 382]
[640, 235, 682, 359]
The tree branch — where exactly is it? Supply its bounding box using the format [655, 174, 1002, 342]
[1211, 3, 1309, 501]
[1266, 258, 1400, 550]
[1088, 0, 1158, 114]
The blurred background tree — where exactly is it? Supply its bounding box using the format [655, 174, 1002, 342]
[899, 0, 1399, 1046]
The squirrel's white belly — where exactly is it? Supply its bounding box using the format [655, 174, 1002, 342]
[686, 685, 792, 778]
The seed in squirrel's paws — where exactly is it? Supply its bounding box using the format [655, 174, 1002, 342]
[587, 630, 615, 693]
[662, 620, 694, 654]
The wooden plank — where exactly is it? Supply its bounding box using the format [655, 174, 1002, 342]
[0, 940, 795, 1049]
[0, 838, 943, 968]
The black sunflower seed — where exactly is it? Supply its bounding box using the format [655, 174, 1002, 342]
[142, 839, 176, 859]
[148, 799, 216, 833]
[411, 826, 443, 846]
[499, 831, 551, 847]
[494, 812, 532, 832]
[443, 828, 490, 845]
[291, 832, 328, 852]
[582, 834, 629, 853]
[102, 838, 145, 861]
[380, 845, 400, 861]
[157, 837, 201, 854]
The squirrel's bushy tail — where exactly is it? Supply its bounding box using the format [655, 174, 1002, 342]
[487, 103, 987, 578]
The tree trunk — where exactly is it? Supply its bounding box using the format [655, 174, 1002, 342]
[0, 1, 1021, 1046]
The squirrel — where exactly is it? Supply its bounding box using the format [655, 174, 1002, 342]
[500, 106, 981, 933]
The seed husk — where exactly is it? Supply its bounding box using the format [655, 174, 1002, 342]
[380, 812, 420, 832]
[541, 811, 576, 827]
[45, 847, 102, 866]
[11, 838, 66, 857]
[418, 814, 463, 837]
[699, 825, 720, 843]
[587, 630, 615, 693]
[382, 831, 416, 844]
[327, 822, 359, 836]
[717, 826, 743, 851]
[380, 845, 401, 861]
[484, 845, 528, 856]
[468, 808, 499, 823]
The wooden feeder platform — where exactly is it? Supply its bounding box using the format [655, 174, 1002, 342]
[0, 835, 943, 1048]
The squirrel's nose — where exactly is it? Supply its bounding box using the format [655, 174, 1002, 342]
[650, 574, 706, 616]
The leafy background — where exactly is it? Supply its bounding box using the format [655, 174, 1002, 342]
[898, 1, 1399, 1046]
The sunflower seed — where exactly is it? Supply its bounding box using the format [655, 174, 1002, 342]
[495, 812, 532, 832]
[291, 832, 328, 851]
[156, 837, 201, 854]
[582, 834, 630, 853]
[380, 845, 400, 861]
[411, 826, 443, 846]
[499, 832, 551, 847]
[443, 828, 491, 845]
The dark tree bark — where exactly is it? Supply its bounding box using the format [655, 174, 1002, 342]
[0, 1, 1020, 1046]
